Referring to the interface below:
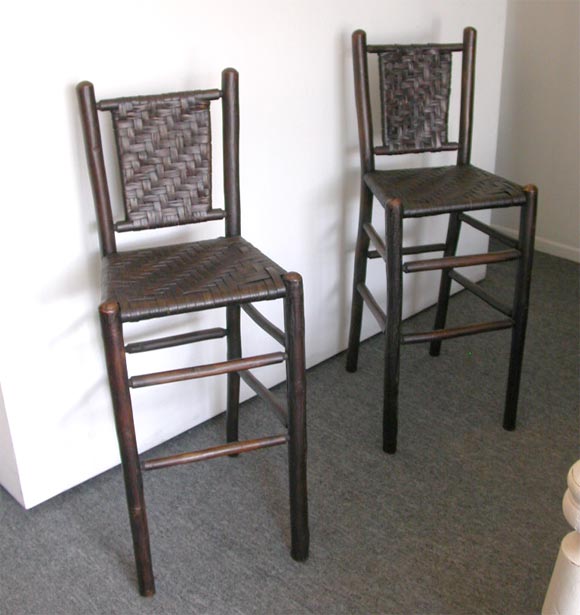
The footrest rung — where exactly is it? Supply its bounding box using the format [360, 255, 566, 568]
[125, 327, 227, 354]
[403, 249, 521, 273]
[242, 304, 285, 346]
[130, 352, 286, 388]
[401, 243, 447, 255]
[142, 434, 289, 471]
[459, 213, 519, 249]
[402, 319, 514, 345]
[357, 283, 386, 331]
[363, 223, 386, 260]
[449, 270, 513, 317]
[240, 371, 288, 427]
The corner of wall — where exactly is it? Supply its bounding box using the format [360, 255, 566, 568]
[0, 383, 25, 507]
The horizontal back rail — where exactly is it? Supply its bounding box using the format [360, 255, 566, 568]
[374, 143, 458, 156]
[367, 43, 463, 53]
[97, 89, 222, 111]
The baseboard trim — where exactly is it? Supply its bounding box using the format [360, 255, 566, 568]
[492, 224, 580, 263]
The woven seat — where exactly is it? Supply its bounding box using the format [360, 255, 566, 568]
[347, 27, 537, 454]
[103, 237, 287, 321]
[77, 69, 308, 597]
[365, 165, 526, 217]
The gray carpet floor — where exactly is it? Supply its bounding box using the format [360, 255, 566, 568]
[1, 247, 578, 614]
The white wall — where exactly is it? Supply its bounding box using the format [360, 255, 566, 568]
[0, 0, 508, 508]
[492, 0, 580, 262]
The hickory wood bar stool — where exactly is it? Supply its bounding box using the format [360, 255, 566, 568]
[347, 27, 537, 454]
[77, 69, 308, 596]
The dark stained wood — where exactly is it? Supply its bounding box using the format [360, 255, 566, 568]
[459, 213, 519, 249]
[503, 185, 538, 430]
[99, 301, 155, 597]
[346, 31, 376, 375]
[114, 210, 226, 233]
[346, 184, 375, 373]
[347, 27, 537, 454]
[76, 82, 116, 257]
[357, 282, 386, 331]
[78, 68, 306, 596]
[241, 303, 285, 346]
[125, 328, 227, 354]
[363, 222, 386, 260]
[449, 270, 513, 317]
[383, 199, 403, 454]
[239, 371, 288, 427]
[402, 243, 447, 255]
[364, 165, 526, 217]
[97, 89, 222, 110]
[367, 43, 463, 53]
[352, 30, 375, 174]
[226, 305, 241, 444]
[403, 319, 514, 345]
[222, 68, 241, 237]
[403, 249, 521, 273]
[283, 272, 309, 562]
[374, 143, 458, 156]
[430, 212, 462, 357]
[129, 352, 286, 389]
[103, 238, 287, 322]
[142, 434, 288, 471]
[458, 27, 476, 165]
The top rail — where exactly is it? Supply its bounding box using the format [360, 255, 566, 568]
[98, 89, 222, 110]
[367, 43, 463, 53]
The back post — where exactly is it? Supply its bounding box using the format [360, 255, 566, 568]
[76, 81, 117, 256]
[457, 27, 477, 166]
[222, 68, 241, 237]
[352, 30, 375, 174]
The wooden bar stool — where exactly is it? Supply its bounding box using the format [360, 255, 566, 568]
[347, 27, 537, 454]
[77, 69, 308, 596]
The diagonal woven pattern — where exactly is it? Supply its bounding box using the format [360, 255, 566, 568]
[379, 48, 452, 153]
[102, 237, 287, 322]
[110, 94, 212, 231]
[364, 165, 527, 217]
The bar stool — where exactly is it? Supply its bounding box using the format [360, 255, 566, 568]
[346, 27, 537, 453]
[77, 68, 309, 595]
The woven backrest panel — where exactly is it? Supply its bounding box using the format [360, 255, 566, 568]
[378, 48, 452, 153]
[109, 93, 212, 231]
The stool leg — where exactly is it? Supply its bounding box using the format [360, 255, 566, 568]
[384, 199, 403, 454]
[503, 185, 537, 430]
[283, 272, 309, 561]
[430, 212, 462, 357]
[226, 305, 241, 443]
[346, 182, 374, 372]
[99, 301, 155, 597]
